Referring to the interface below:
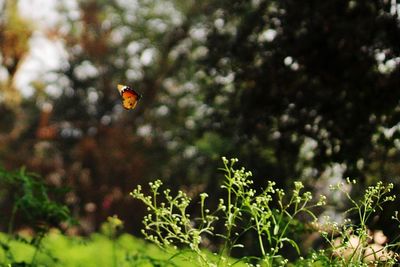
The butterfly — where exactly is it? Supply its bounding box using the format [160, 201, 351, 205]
[117, 84, 142, 110]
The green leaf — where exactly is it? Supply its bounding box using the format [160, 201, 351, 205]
[280, 238, 300, 255]
[273, 224, 279, 235]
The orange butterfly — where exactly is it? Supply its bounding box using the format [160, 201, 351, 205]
[117, 84, 142, 110]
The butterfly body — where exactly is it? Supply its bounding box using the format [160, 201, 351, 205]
[117, 84, 142, 110]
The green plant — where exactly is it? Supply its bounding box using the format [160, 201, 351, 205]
[0, 229, 200, 267]
[132, 158, 400, 266]
[100, 215, 124, 267]
[131, 157, 326, 266]
[316, 179, 397, 266]
[0, 166, 73, 266]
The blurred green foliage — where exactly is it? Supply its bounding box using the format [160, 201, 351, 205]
[0, 165, 72, 266]
[0, 231, 249, 267]
[0, 166, 71, 232]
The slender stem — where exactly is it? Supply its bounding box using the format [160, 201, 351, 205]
[153, 188, 160, 234]
[30, 232, 45, 265]
[219, 164, 233, 266]
[112, 237, 117, 267]
[7, 205, 18, 236]
[255, 217, 266, 256]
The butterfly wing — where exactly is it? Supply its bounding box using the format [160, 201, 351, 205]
[122, 89, 142, 110]
[117, 84, 142, 110]
[117, 84, 125, 93]
[122, 90, 138, 109]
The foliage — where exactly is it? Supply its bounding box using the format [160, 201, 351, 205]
[0, 166, 72, 266]
[317, 179, 397, 265]
[0, 159, 398, 266]
[0, 166, 71, 230]
[101, 215, 124, 267]
[0, 0, 32, 106]
[200, 0, 400, 183]
[0, 226, 245, 267]
[132, 158, 399, 266]
[0, 231, 179, 267]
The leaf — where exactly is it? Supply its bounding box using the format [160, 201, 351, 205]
[280, 238, 300, 255]
[0, 240, 10, 251]
[273, 224, 279, 235]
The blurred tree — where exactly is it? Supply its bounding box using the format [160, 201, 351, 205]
[23, 0, 215, 233]
[198, 0, 400, 187]
[0, 0, 32, 147]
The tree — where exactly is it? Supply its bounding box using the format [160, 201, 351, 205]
[0, 0, 33, 147]
[199, 0, 400, 186]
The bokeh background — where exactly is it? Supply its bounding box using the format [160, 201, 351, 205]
[1, 0, 400, 240]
